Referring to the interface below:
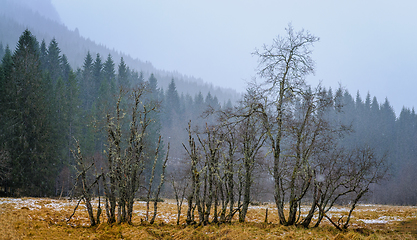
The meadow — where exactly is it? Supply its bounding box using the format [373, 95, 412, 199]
[0, 197, 416, 239]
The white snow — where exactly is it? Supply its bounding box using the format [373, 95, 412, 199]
[359, 216, 403, 224]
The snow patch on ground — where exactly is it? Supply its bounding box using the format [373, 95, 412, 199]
[359, 216, 403, 224]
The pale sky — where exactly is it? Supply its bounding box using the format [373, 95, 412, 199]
[50, 0, 417, 115]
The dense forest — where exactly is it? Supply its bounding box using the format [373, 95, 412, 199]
[0, 29, 228, 197]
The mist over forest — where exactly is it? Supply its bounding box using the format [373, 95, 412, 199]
[0, 0, 416, 222]
[0, 0, 240, 105]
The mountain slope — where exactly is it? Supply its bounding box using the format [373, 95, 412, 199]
[0, 0, 240, 104]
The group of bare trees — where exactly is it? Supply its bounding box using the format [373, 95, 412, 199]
[69, 86, 169, 226]
[251, 24, 387, 228]
[174, 24, 388, 229]
[180, 114, 267, 225]
[67, 24, 388, 229]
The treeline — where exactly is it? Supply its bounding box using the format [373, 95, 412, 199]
[0, 30, 228, 197]
[326, 89, 417, 205]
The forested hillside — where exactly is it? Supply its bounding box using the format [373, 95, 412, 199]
[0, 0, 240, 105]
[0, 30, 227, 197]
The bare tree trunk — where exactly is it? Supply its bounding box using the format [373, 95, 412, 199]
[172, 176, 188, 225]
[150, 144, 169, 224]
[183, 122, 199, 225]
[212, 183, 219, 223]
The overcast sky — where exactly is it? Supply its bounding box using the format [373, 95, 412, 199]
[50, 0, 417, 115]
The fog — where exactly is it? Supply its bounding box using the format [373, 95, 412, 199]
[50, 0, 417, 114]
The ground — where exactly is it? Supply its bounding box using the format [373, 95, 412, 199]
[0, 197, 416, 239]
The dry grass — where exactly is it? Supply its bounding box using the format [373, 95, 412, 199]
[0, 198, 416, 239]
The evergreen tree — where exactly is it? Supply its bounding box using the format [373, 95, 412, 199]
[355, 91, 364, 114]
[77, 52, 96, 155]
[364, 92, 371, 111]
[39, 39, 48, 72]
[7, 30, 58, 196]
[129, 70, 144, 87]
[379, 98, 396, 153]
[103, 54, 116, 87]
[117, 57, 129, 89]
[0, 42, 5, 60]
[0, 46, 13, 113]
[92, 53, 103, 100]
[194, 91, 204, 116]
[0, 47, 14, 191]
[61, 54, 71, 82]
[163, 78, 181, 126]
[63, 70, 81, 188]
[46, 38, 62, 84]
[370, 96, 379, 116]
[102, 54, 116, 100]
[80, 51, 94, 110]
[224, 99, 233, 110]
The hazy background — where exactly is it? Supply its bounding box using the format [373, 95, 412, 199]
[47, 0, 417, 114]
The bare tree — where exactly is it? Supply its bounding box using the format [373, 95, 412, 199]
[150, 144, 169, 224]
[219, 124, 239, 222]
[236, 92, 267, 222]
[183, 121, 204, 225]
[197, 123, 224, 224]
[68, 139, 102, 226]
[252, 23, 319, 225]
[68, 86, 169, 226]
[169, 167, 189, 225]
[104, 87, 168, 224]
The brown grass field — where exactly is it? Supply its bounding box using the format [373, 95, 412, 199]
[0, 197, 416, 239]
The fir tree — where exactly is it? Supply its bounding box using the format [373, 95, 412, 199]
[61, 54, 71, 82]
[0, 43, 5, 60]
[39, 39, 48, 72]
[117, 57, 129, 89]
[102, 54, 116, 103]
[8, 30, 58, 196]
[46, 38, 62, 85]
[80, 51, 94, 110]
[164, 78, 181, 126]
